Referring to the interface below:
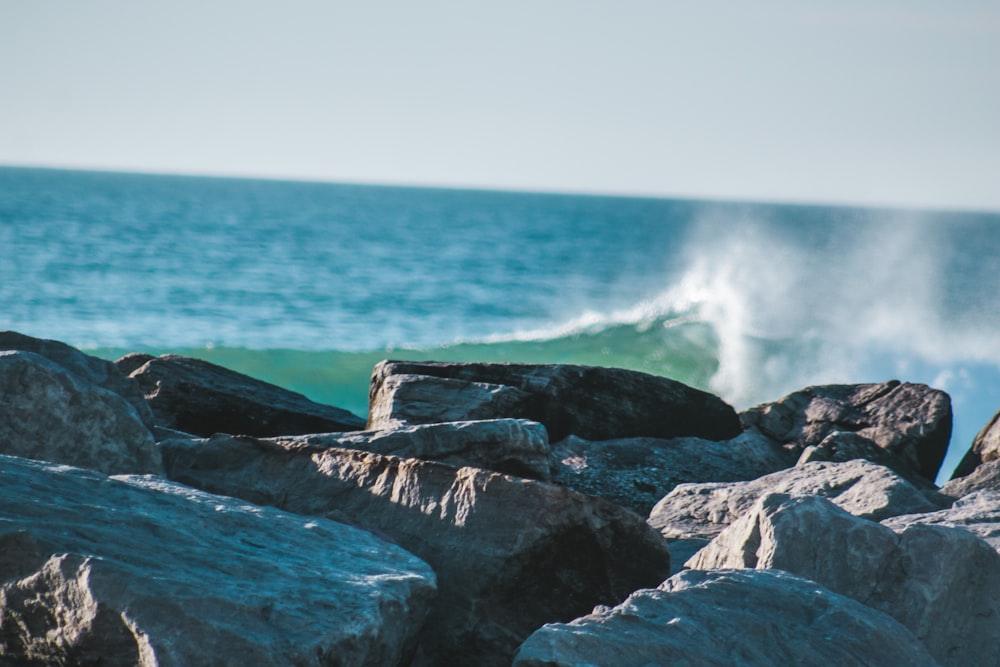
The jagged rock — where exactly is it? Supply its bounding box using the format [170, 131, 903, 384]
[797, 430, 937, 490]
[512, 569, 938, 667]
[741, 380, 952, 482]
[160, 437, 672, 667]
[950, 408, 1000, 479]
[369, 360, 742, 442]
[123, 353, 365, 437]
[0, 330, 155, 429]
[0, 351, 161, 475]
[184, 418, 552, 481]
[647, 460, 942, 544]
[884, 489, 1000, 552]
[0, 454, 436, 667]
[687, 493, 1000, 666]
[550, 430, 794, 515]
[942, 459, 1000, 499]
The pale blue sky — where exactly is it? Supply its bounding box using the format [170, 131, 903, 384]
[2, 1, 999, 210]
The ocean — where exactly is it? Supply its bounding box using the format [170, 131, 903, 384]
[2, 166, 999, 483]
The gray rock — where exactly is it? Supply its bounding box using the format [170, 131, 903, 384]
[369, 360, 743, 442]
[124, 353, 365, 437]
[160, 437, 672, 667]
[688, 493, 1000, 666]
[742, 380, 952, 482]
[551, 430, 795, 515]
[950, 408, 1000, 479]
[797, 430, 937, 490]
[942, 458, 1000, 499]
[512, 568, 939, 667]
[648, 460, 942, 542]
[0, 454, 436, 667]
[0, 330, 155, 430]
[0, 350, 161, 475]
[883, 489, 1000, 552]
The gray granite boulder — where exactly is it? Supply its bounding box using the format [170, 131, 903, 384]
[123, 353, 365, 437]
[741, 380, 952, 482]
[0, 350, 161, 475]
[0, 454, 436, 667]
[369, 360, 743, 441]
[160, 436, 672, 667]
[883, 489, 1000, 553]
[950, 408, 1000, 479]
[512, 568, 938, 667]
[941, 458, 1000, 499]
[688, 493, 1000, 666]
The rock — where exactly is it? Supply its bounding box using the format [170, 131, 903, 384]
[797, 430, 938, 491]
[512, 568, 938, 667]
[0, 454, 436, 667]
[0, 351, 161, 475]
[950, 408, 1000, 479]
[160, 437, 672, 667]
[741, 380, 952, 482]
[688, 493, 1000, 666]
[189, 418, 552, 480]
[0, 330, 155, 429]
[551, 430, 795, 515]
[942, 459, 1000, 499]
[647, 460, 943, 543]
[124, 353, 365, 437]
[883, 489, 1000, 553]
[369, 360, 743, 441]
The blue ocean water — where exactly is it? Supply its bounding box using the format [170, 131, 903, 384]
[2, 166, 999, 482]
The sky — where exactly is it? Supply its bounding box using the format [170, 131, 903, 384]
[2, 1, 999, 211]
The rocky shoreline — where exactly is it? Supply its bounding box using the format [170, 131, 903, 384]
[2, 330, 999, 665]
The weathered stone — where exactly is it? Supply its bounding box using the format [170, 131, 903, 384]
[741, 380, 952, 482]
[369, 360, 742, 442]
[647, 460, 942, 543]
[512, 569, 938, 667]
[0, 330, 155, 430]
[0, 351, 161, 475]
[884, 489, 1000, 553]
[950, 408, 1000, 479]
[942, 459, 1000, 499]
[124, 353, 365, 437]
[688, 493, 1000, 666]
[0, 454, 436, 667]
[797, 430, 939, 491]
[160, 437, 672, 667]
[551, 430, 794, 515]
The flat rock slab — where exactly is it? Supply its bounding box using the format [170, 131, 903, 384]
[161, 437, 672, 667]
[368, 360, 743, 442]
[741, 380, 952, 482]
[689, 493, 1000, 666]
[647, 460, 942, 542]
[0, 350, 161, 475]
[551, 430, 794, 515]
[123, 353, 365, 437]
[512, 569, 938, 667]
[0, 454, 436, 667]
[884, 489, 1000, 553]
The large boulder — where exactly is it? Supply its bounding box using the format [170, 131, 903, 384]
[0, 454, 436, 666]
[368, 360, 743, 442]
[941, 459, 1000, 499]
[647, 460, 943, 544]
[688, 493, 1000, 666]
[0, 350, 161, 475]
[950, 408, 1000, 479]
[123, 353, 365, 437]
[551, 430, 794, 515]
[160, 436, 672, 667]
[884, 489, 1000, 553]
[0, 330, 155, 429]
[741, 380, 952, 482]
[512, 569, 938, 667]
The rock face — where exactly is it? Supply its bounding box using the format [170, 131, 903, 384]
[796, 430, 938, 490]
[688, 493, 1000, 667]
[647, 460, 942, 543]
[0, 454, 437, 667]
[551, 430, 794, 515]
[512, 568, 938, 667]
[0, 330, 155, 429]
[368, 360, 743, 442]
[0, 351, 162, 475]
[160, 436, 672, 667]
[950, 408, 1000, 479]
[741, 380, 952, 482]
[884, 489, 1000, 553]
[123, 353, 365, 437]
[942, 458, 1000, 499]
